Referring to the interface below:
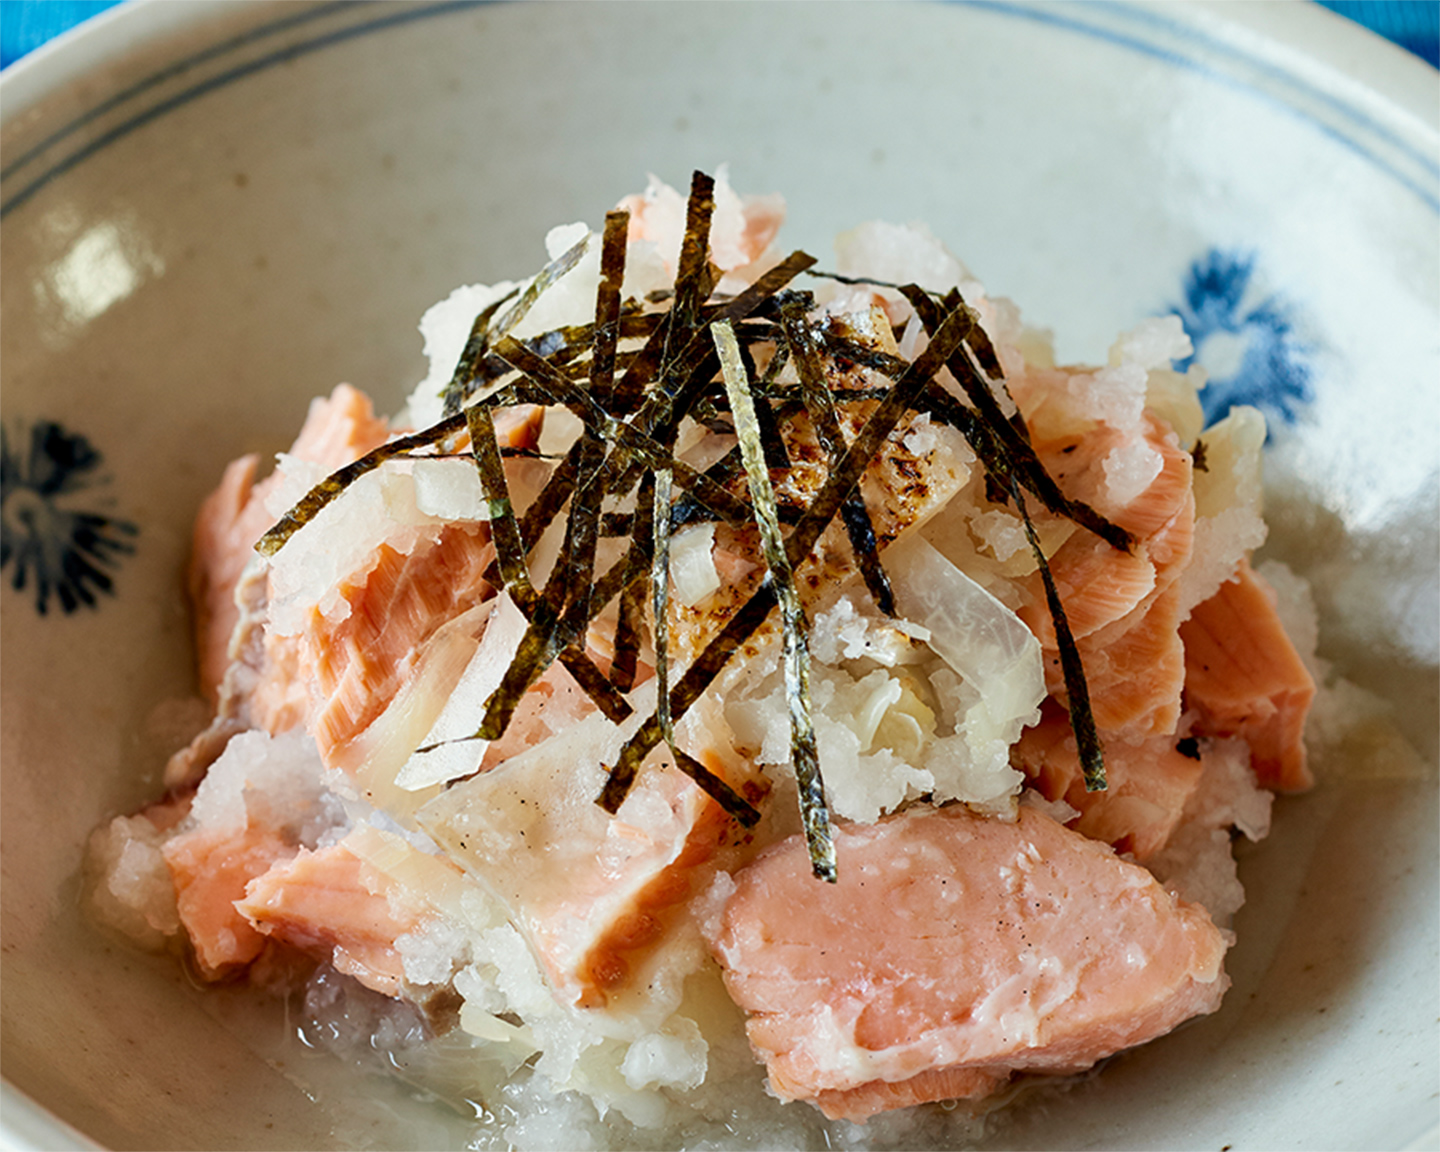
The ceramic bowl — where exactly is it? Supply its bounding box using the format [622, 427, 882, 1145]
[2, 2, 1436, 1149]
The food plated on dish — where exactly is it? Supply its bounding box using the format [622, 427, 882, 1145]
[3, 3, 1435, 1150]
[86, 171, 1343, 1148]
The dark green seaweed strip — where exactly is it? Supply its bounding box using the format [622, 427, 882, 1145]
[652, 467, 675, 748]
[935, 287, 1033, 446]
[779, 294, 895, 618]
[557, 644, 634, 724]
[494, 334, 742, 523]
[752, 374, 792, 473]
[258, 374, 568, 558]
[489, 231, 591, 347]
[516, 443, 582, 552]
[639, 172, 718, 434]
[628, 249, 817, 436]
[712, 251, 818, 325]
[474, 436, 584, 601]
[714, 318, 834, 881]
[801, 268, 912, 292]
[255, 412, 465, 556]
[895, 375, 1110, 786]
[474, 312, 661, 384]
[612, 296, 682, 416]
[553, 425, 608, 635]
[898, 286, 1008, 428]
[941, 286, 1005, 382]
[549, 433, 633, 722]
[669, 746, 761, 828]
[588, 542, 648, 639]
[460, 402, 627, 729]
[752, 337, 797, 473]
[464, 403, 535, 606]
[441, 290, 516, 417]
[462, 401, 631, 737]
[1010, 476, 1106, 791]
[476, 616, 557, 740]
[610, 565, 645, 693]
[480, 431, 625, 736]
[921, 374, 1131, 552]
[599, 573, 777, 815]
[607, 251, 817, 496]
[781, 302, 975, 565]
[599, 511, 634, 537]
[591, 210, 629, 406]
[672, 171, 716, 332]
[818, 334, 909, 380]
[649, 249, 818, 418]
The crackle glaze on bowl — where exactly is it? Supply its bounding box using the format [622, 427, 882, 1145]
[2, 2, 1436, 1150]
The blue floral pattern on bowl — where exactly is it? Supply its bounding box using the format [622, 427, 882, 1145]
[1168, 248, 1314, 431]
[1, 420, 137, 615]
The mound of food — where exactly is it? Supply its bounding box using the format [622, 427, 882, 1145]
[87, 170, 1316, 1148]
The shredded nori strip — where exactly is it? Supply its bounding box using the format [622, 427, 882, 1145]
[1011, 476, 1106, 791]
[591, 210, 629, 406]
[492, 232, 592, 352]
[610, 559, 645, 693]
[463, 403, 630, 733]
[714, 319, 834, 880]
[670, 746, 761, 828]
[257, 377, 565, 558]
[256, 412, 462, 556]
[493, 334, 755, 526]
[465, 402, 535, 604]
[651, 466, 676, 749]
[440, 291, 517, 417]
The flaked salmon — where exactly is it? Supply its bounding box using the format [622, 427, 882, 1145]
[1017, 411, 1196, 742]
[189, 384, 390, 706]
[708, 804, 1228, 1122]
[1181, 558, 1316, 791]
[162, 821, 296, 978]
[1013, 699, 1205, 860]
[237, 840, 431, 999]
[417, 696, 764, 1011]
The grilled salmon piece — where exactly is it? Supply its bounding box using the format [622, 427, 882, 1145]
[162, 822, 296, 978]
[237, 841, 431, 998]
[1180, 558, 1316, 791]
[189, 384, 391, 705]
[418, 706, 760, 1010]
[1014, 699, 1205, 860]
[1020, 413, 1195, 741]
[708, 804, 1228, 1122]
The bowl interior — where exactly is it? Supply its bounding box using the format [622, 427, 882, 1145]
[2, 3, 1436, 1149]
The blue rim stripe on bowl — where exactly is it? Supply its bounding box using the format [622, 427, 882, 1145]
[2, 0, 1436, 223]
[0, 0, 489, 219]
[1097, 0, 1438, 179]
[957, 0, 1440, 213]
[0, 0, 360, 183]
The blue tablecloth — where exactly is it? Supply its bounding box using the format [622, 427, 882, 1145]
[2, 0, 1438, 71]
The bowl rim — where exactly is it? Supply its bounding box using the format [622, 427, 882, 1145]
[1, 3, 1436, 1151]
[2, 0, 1437, 125]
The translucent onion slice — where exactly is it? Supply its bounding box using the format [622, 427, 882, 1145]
[885, 532, 1045, 765]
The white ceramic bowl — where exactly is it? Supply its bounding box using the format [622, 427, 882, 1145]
[3, 2, 1436, 1149]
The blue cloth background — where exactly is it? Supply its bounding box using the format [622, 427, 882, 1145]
[2, 1, 1438, 70]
